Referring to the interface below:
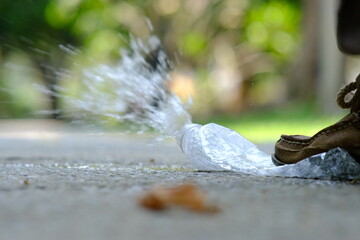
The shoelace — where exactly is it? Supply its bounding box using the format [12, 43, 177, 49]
[337, 74, 360, 112]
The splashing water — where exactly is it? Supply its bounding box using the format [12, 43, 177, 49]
[42, 36, 360, 180]
[62, 36, 191, 138]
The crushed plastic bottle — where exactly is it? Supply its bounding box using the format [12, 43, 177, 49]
[176, 123, 272, 173]
[176, 123, 360, 180]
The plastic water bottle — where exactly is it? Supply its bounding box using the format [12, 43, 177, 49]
[176, 123, 273, 174]
[175, 123, 360, 179]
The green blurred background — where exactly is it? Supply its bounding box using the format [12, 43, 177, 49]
[0, 0, 356, 142]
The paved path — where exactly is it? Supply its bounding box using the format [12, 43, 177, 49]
[0, 120, 359, 240]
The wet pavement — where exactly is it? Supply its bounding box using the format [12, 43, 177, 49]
[0, 120, 359, 240]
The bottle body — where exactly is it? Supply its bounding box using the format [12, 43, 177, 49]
[177, 123, 272, 173]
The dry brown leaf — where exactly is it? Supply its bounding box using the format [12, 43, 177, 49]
[139, 183, 219, 213]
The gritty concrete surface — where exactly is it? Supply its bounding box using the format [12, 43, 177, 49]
[0, 120, 359, 240]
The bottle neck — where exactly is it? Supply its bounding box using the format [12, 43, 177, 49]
[176, 123, 201, 153]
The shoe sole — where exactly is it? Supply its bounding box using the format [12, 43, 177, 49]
[272, 149, 360, 166]
[271, 154, 285, 166]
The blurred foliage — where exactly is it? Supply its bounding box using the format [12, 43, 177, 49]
[243, 0, 300, 59]
[0, 0, 302, 118]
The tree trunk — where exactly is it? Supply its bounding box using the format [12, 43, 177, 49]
[289, 0, 345, 115]
[32, 49, 64, 119]
[317, 0, 345, 114]
[288, 0, 318, 100]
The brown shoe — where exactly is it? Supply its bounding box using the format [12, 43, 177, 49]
[272, 74, 360, 166]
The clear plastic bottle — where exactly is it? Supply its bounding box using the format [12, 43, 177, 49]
[175, 123, 360, 179]
[176, 123, 273, 174]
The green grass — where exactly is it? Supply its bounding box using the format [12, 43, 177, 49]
[195, 103, 345, 143]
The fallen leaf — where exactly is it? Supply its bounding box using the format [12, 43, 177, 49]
[139, 183, 219, 213]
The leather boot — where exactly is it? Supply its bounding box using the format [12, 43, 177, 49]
[272, 74, 360, 165]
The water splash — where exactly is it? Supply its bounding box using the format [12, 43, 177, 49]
[57, 36, 192, 137]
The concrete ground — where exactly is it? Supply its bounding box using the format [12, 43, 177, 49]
[0, 120, 359, 240]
